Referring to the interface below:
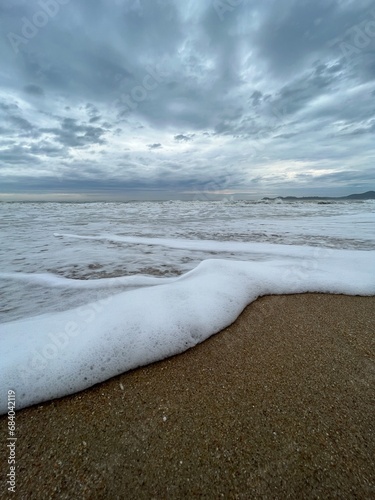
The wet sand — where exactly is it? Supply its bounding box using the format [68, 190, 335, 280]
[1, 293, 374, 499]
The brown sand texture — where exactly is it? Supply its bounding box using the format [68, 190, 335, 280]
[1, 293, 374, 499]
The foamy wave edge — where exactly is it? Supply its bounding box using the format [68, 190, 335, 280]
[1, 247, 374, 414]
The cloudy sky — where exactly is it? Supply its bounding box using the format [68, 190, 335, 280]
[0, 0, 374, 200]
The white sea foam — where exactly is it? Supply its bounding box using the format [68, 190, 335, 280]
[0, 271, 176, 289]
[2, 200, 374, 322]
[53, 232, 339, 257]
[0, 246, 374, 414]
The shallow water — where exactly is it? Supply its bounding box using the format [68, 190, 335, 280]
[0, 199, 374, 322]
[1, 200, 375, 412]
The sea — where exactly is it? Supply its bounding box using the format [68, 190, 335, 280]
[0, 199, 374, 412]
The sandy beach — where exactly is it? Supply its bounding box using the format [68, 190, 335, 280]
[1, 293, 374, 499]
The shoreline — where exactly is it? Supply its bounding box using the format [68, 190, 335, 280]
[2, 293, 374, 498]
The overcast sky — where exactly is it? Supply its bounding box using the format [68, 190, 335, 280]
[0, 0, 374, 200]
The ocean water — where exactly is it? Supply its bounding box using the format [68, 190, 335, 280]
[0, 200, 374, 412]
[1, 199, 374, 323]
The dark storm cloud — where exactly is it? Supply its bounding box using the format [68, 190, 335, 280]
[89, 115, 101, 123]
[8, 115, 34, 132]
[0, 144, 43, 165]
[250, 91, 263, 107]
[254, 0, 375, 75]
[271, 62, 342, 117]
[0, 98, 39, 140]
[40, 117, 107, 148]
[0, 0, 374, 199]
[174, 134, 194, 142]
[23, 84, 44, 96]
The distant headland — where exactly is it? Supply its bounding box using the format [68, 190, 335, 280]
[262, 190, 375, 201]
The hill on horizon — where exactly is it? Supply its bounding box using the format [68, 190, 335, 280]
[263, 190, 375, 201]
